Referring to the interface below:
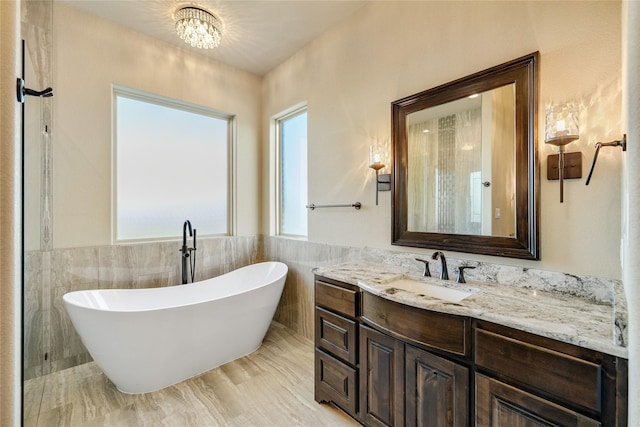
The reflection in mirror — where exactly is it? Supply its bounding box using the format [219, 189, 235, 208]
[406, 84, 515, 237]
[392, 52, 539, 260]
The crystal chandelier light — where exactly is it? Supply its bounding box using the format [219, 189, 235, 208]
[175, 7, 221, 49]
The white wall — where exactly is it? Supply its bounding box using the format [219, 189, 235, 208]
[263, 1, 623, 279]
[52, 3, 262, 248]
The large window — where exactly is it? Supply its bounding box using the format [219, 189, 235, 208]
[114, 86, 232, 242]
[277, 108, 308, 236]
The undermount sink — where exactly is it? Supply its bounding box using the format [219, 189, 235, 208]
[386, 278, 477, 303]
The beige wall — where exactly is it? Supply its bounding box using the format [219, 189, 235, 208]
[52, 4, 262, 248]
[263, 1, 623, 279]
[50, 1, 625, 277]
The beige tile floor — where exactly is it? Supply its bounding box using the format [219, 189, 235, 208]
[24, 322, 360, 426]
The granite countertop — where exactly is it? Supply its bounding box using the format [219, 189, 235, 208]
[313, 261, 628, 359]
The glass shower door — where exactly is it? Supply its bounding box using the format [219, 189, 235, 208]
[21, 0, 54, 424]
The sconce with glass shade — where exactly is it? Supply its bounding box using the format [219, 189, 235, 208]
[369, 146, 391, 205]
[544, 104, 582, 203]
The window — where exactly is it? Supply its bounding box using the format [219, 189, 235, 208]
[113, 86, 232, 242]
[277, 108, 308, 236]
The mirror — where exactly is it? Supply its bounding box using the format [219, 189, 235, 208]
[406, 84, 516, 237]
[392, 52, 539, 260]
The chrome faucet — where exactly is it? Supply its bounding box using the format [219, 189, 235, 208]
[431, 251, 449, 280]
[180, 220, 196, 284]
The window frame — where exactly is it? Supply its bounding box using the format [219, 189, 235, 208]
[111, 85, 235, 244]
[274, 105, 308, 237]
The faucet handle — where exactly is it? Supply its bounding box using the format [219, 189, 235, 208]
[415, 258, 431, 277]
[456, 266, 476, 283]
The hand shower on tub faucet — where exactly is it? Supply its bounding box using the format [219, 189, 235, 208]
[181, 220, 197, 284]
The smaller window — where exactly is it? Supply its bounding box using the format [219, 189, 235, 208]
[277, 108, 308, 236]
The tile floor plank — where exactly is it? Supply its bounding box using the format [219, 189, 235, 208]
[25, 321, 360, 426]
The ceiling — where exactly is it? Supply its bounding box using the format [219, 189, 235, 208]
[57, 0, 369, 76]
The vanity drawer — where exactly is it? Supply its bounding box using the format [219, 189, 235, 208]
[475, 326, 601, 414]
[315, 279, 358, 318]
[315, 307, 358, 365]
[315, 348, 358, 417]
[361, 291, 470, 357]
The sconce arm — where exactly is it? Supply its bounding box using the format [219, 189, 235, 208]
[585, 135, 626, 186]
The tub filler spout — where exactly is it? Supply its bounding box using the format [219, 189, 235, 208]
[181, 220, 196, 284]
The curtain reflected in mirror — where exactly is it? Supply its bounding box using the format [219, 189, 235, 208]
[406, 84, 515, 238]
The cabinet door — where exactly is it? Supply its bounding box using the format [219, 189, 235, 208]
[360, 325, 404, 427]
[405, 345, 468, 427]
[476, 374, 600, 427]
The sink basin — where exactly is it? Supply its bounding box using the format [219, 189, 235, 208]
[386, 278, 476, 303]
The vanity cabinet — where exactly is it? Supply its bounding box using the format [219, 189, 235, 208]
[314, 277, 361, 418]
[360, 292, 470, 427]
[314, 276, 627, 427]
[474, 320, 627, 427]
[405, 345, 468, 427]
[359, 325, 469, 427]
[360, 325, 404, 426]
[475, 374, 600, 426]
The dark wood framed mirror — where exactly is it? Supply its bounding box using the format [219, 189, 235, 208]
[392, 52, 539, 260]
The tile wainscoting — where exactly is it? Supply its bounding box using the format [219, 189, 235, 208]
[23, 236, 261, 380]
[24, 235, 626, 380]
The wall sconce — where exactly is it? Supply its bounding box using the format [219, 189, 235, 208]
[369, 146, 391, 205]
[545, 104, 582, 203]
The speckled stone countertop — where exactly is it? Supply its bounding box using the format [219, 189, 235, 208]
[313, 261, 628, 359]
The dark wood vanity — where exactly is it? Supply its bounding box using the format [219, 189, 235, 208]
[314, 275, 628, 426]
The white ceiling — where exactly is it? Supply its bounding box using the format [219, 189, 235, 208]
[57, 0, 368, 76]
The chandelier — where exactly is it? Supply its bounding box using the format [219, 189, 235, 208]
[175, 7, 221, 49]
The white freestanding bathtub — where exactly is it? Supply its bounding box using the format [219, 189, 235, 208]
[63, 261, 288, 394]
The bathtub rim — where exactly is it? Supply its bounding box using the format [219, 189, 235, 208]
[62, 261, 288, 314]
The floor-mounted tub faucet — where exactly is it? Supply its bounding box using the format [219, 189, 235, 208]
[431, 251, 449, 280]
[181, 220, 196, 284]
